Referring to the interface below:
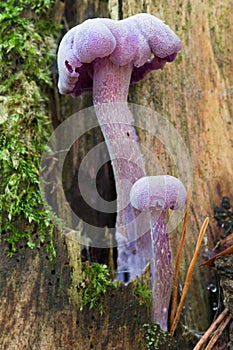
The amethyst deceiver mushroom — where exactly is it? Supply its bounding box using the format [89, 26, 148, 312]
[57, 13, 182, 281]
[130, 175, 187, 331]
[58, 13, 182, 99]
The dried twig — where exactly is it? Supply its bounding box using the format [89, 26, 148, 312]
[200, 245, 233, 266]
[193, 308, 230, 350]
[170, 185, 192, 327]
[170, 217, 209, 336]
[205, 311, 231, 350]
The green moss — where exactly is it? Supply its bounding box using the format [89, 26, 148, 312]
[143, 323, 175, 349]
[134, 281, 152, 308]
[0, 0, 59, 257]
[80, 263, 118, 315]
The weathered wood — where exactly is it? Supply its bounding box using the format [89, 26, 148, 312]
[0, 234, 152, 350]
[215, 255, 233, 317]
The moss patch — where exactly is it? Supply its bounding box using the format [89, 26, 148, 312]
[0, 0, 60, 257]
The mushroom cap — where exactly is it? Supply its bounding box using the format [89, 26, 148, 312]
[130, 175, 187, 212]
[57, 13, 182, 97]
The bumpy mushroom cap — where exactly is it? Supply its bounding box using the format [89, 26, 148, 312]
[130, 175, 187, 212]
[57, 13, 182, 97]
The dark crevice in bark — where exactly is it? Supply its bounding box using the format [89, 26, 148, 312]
[118, 0, 123, 20]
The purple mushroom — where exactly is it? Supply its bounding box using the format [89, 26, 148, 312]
[57, 14, 182, 282]
[130, 175, 187, 331]
[58, 13, 182, 99]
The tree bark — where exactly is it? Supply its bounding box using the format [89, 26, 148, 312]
[0, 0, 232, 349]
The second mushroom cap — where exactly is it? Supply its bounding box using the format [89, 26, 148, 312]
[130, 175, 187, 212]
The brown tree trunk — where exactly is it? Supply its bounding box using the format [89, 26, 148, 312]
[0, 0, 232, 349]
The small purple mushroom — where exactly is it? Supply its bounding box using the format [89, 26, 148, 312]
[57, 14, 182, 282]
[130, 175, 187, 331]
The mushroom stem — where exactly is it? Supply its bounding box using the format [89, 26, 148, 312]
[92, 58, 147, 281]
[150, 210, 173, 331]
[93, 58, 132, 104]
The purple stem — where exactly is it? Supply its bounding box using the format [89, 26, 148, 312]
[93, 58, 148, 281]
[150, 209, 173, 331]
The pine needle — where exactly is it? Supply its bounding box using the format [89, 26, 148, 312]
[200, 245, 233, 266]
[170, 217, 209, 336]
[205, 311, 231, 350]
[193, 308, 230, 350]
[170, 184, 192, 328]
